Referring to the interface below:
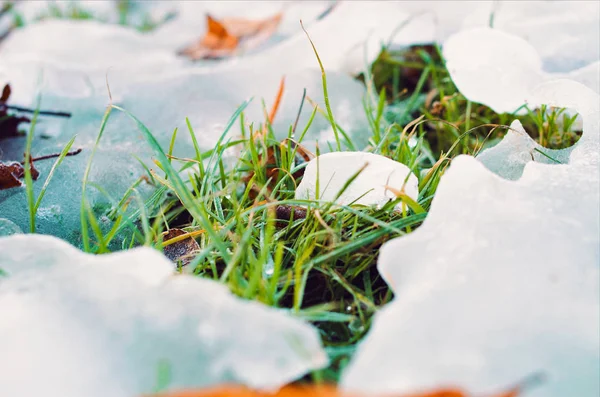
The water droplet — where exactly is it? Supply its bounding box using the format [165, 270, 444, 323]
[349, 318, 365, 334]
[262, 257, 275, 279]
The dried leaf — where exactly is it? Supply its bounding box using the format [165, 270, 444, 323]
[162, 228, 201, 266]
[0, 157, 39, 190]
[0, 162, 24, 189]
[0, 83, 31, 140]
[268, 76, 286, 125]
[255, 76, 286, 139]
[180, 12, 283, 60]
[146, 384, 524, 397]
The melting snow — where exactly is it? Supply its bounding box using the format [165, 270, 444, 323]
[0, 234, 327, 397]
[341, 81, 600, 397]
[0, 1, 599, 395]
[295, 152, 419, 208]
[444, 28, 600, 114]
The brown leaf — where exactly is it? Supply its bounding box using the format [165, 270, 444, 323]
[1, 84, 10, 102]
[180, 12, 282, 60]
[0, 162, 24, 189]
[162, 228, 201, 266]
[0, 158, 40, 190]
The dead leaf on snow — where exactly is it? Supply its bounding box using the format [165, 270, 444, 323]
[0, 158, 39, 190]
[180, 12, 283, 60]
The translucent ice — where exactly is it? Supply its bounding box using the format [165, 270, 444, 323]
[463, 1, 600, 73]
[444, 27, 600, 114]
[341, 81, 600, 396]
[476, 119, 572, 180]
[295, 152, 419, 208]
[0, 218, 22, 236]
[0, 234, 327, 397]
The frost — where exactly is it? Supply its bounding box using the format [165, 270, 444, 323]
[341, 82, 600, 397]
[295, 152, 418, 208]
[444, 27, 599, 114]
[0, 234, 327, 397]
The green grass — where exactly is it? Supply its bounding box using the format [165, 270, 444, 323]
[4, 14, 581, 384]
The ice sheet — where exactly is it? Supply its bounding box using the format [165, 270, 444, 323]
[0, 234, 327, 397]
[444, 27, 600, 114]
[341, 81, 600, 397]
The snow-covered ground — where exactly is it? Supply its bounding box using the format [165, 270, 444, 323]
[0, 1, 598, 396]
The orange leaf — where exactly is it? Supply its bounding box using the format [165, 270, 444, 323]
[146, 382, 534, 397]
[150, 385, 342, 397]
[180, 13, 282, 60]
[147, 385, 469, 397]
[256, 75, 286, 139]
[268, 76, 286, 125]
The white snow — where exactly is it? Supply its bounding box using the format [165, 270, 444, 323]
[295, 152, 419, 208]
[0, 234, 327, 397]
[341, 80, 600, 397]
[0, 1, 599, 395]
[444, 27, 600, 114]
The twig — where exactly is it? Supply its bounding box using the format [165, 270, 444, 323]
[5, 105, 71, 118]
[21, 148, 83, 163]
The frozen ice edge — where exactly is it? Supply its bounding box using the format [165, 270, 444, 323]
[341, 80, 600, 396]
[0, 234, 328, 397]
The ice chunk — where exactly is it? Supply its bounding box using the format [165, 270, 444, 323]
[476, 120, 571, 180]
[444, 27, 600, 114]
[463, 1, 600, 73]
[341, 82, 599, 396]
[444, 27, 544, 114]
[295, 152, 419, 208]
[0, 234, 327, 397]
[400, 1, 598, 74]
